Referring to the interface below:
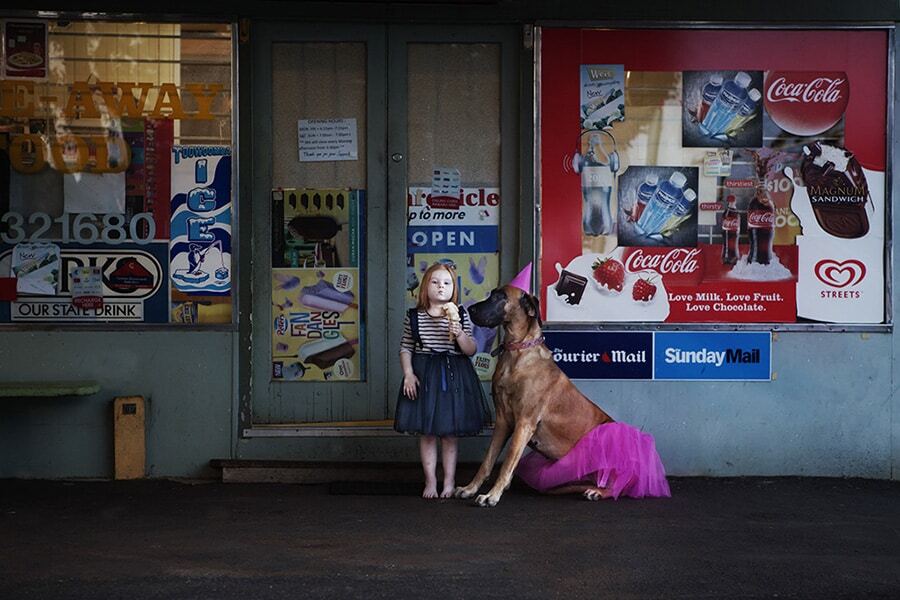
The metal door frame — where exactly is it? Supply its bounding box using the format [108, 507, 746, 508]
[239, 22, 522, 439]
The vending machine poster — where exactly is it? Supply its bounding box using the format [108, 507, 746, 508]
[170, 146, 232, 296]
[540, 28, 888, 326]
[272, 268, 362, 382]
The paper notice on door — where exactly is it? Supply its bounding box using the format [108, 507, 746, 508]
[431, 167, 461, 198]
[298, 118, 358, 162]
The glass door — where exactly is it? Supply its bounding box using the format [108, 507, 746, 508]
[248, 23, 517, 428]
[386, 27, 520, 409]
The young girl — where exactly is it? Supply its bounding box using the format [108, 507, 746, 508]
[395, 262, 490, 498]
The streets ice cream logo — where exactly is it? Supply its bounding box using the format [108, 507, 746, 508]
[552, 348, 647, 364]
[764, 71, 849, 136]
[815, 259, 865, 299]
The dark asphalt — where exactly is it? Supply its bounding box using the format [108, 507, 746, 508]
[1, 477, 899, 599]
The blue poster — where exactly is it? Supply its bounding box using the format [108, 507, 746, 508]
[543, 331, 653, 380]
[170, 147, 232, 295]
[654, 331, 771, 380]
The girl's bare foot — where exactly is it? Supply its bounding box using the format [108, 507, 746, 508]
[439, 480, 455, 498]
[423, 479, 438, 498]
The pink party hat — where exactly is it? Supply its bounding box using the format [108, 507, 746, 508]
[509, 262, 533, 293]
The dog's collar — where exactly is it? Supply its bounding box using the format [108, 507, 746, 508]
[503, 336, 545, 352]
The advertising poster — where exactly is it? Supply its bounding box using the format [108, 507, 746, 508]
[0, 243, 169, 323]
[3, 20, 48, 79]
[542, 330, 771, 381]
[272, 268, 361, 381]
[169, 146, 232, 297]
[271, 188, 363, 269]
[11, 242, 59, 295]
[408, 251, 500, 380]
[540, 29, 887, 325]
[407, 185, 501, 379]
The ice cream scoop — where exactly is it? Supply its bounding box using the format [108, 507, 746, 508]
[442, 302, 460, 339]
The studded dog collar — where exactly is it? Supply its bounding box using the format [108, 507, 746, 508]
[503, 336, 545, 352]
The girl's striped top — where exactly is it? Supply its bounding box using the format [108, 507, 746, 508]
[400, 307, 474, 355]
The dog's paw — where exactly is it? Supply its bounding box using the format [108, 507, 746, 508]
[474, 493, 499, 507]
[582, 488, 607, 501]
[453, 486, 476, 499]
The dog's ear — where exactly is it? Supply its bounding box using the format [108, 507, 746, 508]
[519, 293, 542, 327]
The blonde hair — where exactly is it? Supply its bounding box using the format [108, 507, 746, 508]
[417, 262, 458, 309]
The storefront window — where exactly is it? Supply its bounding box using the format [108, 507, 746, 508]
[0, 19, 233, 325]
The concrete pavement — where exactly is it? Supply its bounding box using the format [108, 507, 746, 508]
[1, 477, 899, 599]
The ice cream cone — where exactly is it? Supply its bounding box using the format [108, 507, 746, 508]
[442, 302, 460, 339]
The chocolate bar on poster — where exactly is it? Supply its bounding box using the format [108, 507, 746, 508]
[145, 119, 173, 240]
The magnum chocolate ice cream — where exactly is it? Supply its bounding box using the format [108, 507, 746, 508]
[800, 142, 870, 238]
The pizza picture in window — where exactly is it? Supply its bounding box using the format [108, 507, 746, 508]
[8, 51, 43, 69]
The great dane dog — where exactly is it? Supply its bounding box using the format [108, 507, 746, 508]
[454, 284, 614, 507]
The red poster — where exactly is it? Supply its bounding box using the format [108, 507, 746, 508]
[539, 28, 888, 325]
[3, 21, 48, 79]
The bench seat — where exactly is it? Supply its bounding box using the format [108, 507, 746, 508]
[0, 381, 100, 398]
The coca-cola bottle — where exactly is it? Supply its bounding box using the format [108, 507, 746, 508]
[747, 186, 775, 265]
[721, 194, 740, 265]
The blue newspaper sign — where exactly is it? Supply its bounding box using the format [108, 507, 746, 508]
[653, 331, 771, 380]
[543, 331, 653, 380]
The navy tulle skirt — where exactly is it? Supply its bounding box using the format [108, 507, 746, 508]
[394, 352, 491, 437]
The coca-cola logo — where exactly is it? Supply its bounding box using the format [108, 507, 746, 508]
[721, 215, 739, 231]
[624, 248, 701, 275]
[764, 71, 849, 136]
[748, 211, 775, 228]
[814, 259, 866, 288]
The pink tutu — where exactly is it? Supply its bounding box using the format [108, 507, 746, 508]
[515, 422, 671, 499]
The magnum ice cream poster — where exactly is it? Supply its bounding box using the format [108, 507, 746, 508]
[169, 146, 232, 296]
[539, 29, 887, 325]
[272, 268, 362, 381]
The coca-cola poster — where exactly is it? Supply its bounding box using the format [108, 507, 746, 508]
[540, 28, 887, 326]
[764, 72, 850, 137]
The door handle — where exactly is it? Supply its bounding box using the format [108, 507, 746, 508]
[391, 153, 403, 163]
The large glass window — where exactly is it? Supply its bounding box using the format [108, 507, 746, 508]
[0, 19, 233, 325]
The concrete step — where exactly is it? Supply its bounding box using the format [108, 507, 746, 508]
[209, 459, 485, 484]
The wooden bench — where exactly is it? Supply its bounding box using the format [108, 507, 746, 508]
[0, 381, 100, 398]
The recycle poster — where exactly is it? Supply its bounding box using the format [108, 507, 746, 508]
[272, 267, 362, 381]
[540, 28, 887, 325]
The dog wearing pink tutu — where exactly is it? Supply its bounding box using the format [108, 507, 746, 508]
[454, 264, 670, 507]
